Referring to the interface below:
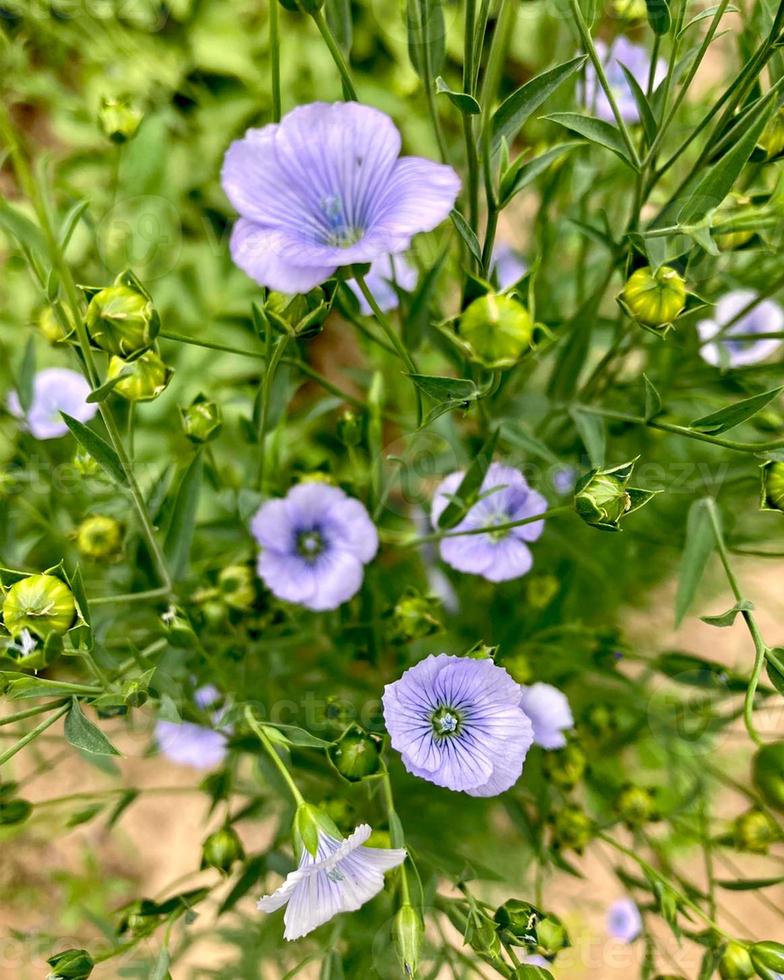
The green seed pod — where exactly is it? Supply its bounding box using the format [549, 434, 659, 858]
[574, 458, 657, 532]
[46, 948, 95, 980]
[621, 265, 686, 327]
[752, 741, 784, 810]
[329, 726, 381, 781]
[394, 904, 424, 979]
[615, 784, 659, 829]
[390, 590, 441, 644]
[98, 96, 143, 143]
[85, 281, 159, 359]
[460, 293, 535, 368]
[760, 461, 784, 514]
[76, 515, 123, 561]
[550, 804, 593, 853]
[749, 941, 784, 978]
[161, 606, 196, 648]
[0, 798, 32, 826]
[535, 913, 570, 958]
[181, 394, 223, 444]
[494, 899, 540, 948]
[218, 565, 256, 611]
[758, 108, 784, 161]
[2, 573, 76, 639]
[718, 941, 754, 979]
[542, 742, 586, 790]
[107, 350, 173, 402]
[732, 807, 780, 854]
[202, 825, 245, 874]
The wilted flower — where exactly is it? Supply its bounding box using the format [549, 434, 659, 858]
[492, 244, 527, 289]
[697, 291, 783, 367]
[8, 368, 97, 440]
[257, 822, 406, 941]
[432, 463, 547, 582]
[221, 101, 460, 293]
[607, 898, 642, 942]
[251, 482, 378, 611]
[346, 252, 418, 314]
[519, 683, 574, 749]
[382, 653, 534, 796]
[155, 718, 227, 769]
[584, 38, 666, 123]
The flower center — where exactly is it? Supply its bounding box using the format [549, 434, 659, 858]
[321, 194, 363, 248]
[431, 706, 462, 738]
[297, 530, 324, 561]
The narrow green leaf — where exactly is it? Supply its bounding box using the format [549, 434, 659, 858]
[492, 56, 587, 152]
[700, 599, 754, 628]
[449, 209, 483, 265]
[16, 335, 36, 414]
[617, 62, 658, 146]
[571, 407, 606, 468]
[717, 875, 784, 891]
[404, 246, 447, 349]
[219, 854, 267, 915]
[690, 386, 784, 434]
[86, 368, 135, 404]
[499, 142, 581, 205]
[0, 198, 47, 254]
[643, 373, 663, 420]
[164, 451, 204, 581]
[675, 498, 717, 625]
[514, 968, 554, 980]
[435, 77, 480, 114]
[59, 199, 89, 250]
[544, 112, 636, 168]
[149, 947, 170, 980]
[65, 699, 121, 756]
[645, 0, 671, 33]
[407, 0, 445, 80]
[407, 373, 479, 403]
[437, 427, 499, 529]
[60, 413, 128, 486]
[325, 0, 352, 52]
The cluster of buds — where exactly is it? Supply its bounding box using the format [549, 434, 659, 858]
[574, 458, 659, 532]
[752, 741, 784, 810]
[620, 265, 687, 332]
[76, 515, 123, 562]
[460, 292, 535, 369]
[328, 725, 381, 781]
[181, 394, 223, 444]
[494, 900, 570, 961]
[263, 286, 331, 338]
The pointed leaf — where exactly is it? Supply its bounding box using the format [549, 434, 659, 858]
[164, 451, 204, 581]
[449, 209, 483, 265]
[643, 373, 663, 420]
[65, 699, 121, 756]
[571, 407, 606, 468]
[544, 112, 636, 168]
[690, 386, 784, 434]
[436, 77, 480, 114]
[16, 335, 36, 414]
[675, 498, 716, 625]
[407, 0, 445, 80]
[700, 599, 754, 627]
[60, 413, 128, 486]
[59, 199, 89, 250]
[499, 142, 581, 205]
[617, 62, 658, 145]
[437, 428, 499, 529]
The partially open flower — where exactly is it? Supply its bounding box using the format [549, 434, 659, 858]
[2, 573, 76, 639]
[76, 515, 123, 561]
[107, 350, 172, 402]
[460, 293, 535, 368]
[607, 898, 642, 943]
[621, 265, 686, 328]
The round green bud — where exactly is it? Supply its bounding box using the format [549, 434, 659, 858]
[391, 591, 441, 644]
[752, 741, 784, 810]
[615, 784, 659, 829]
[574, 472, 631, 531]
[718, 942, 754, 979]
[550, 804, 593, 853]
[761, 461, 784, 514]
[0, 798, 32, 826]
[535, 913, 570, 958]
[76, 515, 123, 561]
[394, 905, 424, 980]
[278, 0, 325, 14]
[117, 899, 160, 937]
[99, 96, 143, 143]
[218, 565, 256, 611]
[758, 108, 784, 161]
[181, 394, 223, 444]
[2, 574, 76, 639]
[732, 807, 780, 854]
[329, 728, 381, 781]
[46, 948, 94, 980]
[622, 265, 686, 327]
[461, 293, 535, 368]
[467, 913, 504, 958]
[542, 742, 587, 790]
[161, 607, 196, 648]
[86, 283, 159, 359]
[107, 350, 172, 402]
[750, 941, 784, 976]
[494, 899, 540, 947]
[202, 826, 245, 874]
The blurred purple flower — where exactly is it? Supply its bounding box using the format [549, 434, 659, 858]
[251, 482, 378, 611]
[607, 898, 642, 942]
[431, 463, 547, 582]
[155, 719, 227, 770]
[8, 367, 97, 440]
[382, 653, 534, 796]
[584, 38, 666, 124]
[194, 684, 221, 709]
[520, 683, 574, 749]
[697, 290, 784, 367]
[257, 823, 406, 940]
[522, 954, 551, 968]
[347, 252, 418, 314]
[492, 244, 527, 289]
[221, 102, 460, 293]
[552, 465, 577, 496]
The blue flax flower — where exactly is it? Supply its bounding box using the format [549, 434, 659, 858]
[382, 654, 534, 796]
[251, 482, 378, 611]
[221, 102, 460, 293]
[8, 368, 98, 440]
[520, 683, 574, 749]
[697, 290, 783, 367]
[431, 463, 547, 582]
[607, 898, 642, 942]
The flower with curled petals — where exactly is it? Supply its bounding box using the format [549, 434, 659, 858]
[520, 683, 574, 750]
[251, 481, 378, 611]
[382, 654, 534, 796]
[697, 290, 784, 367]
[221, 101, 460, 294]
[257, 823, 406, 941]
[8, 368, 98, 440]
[431, 463, 547, 582]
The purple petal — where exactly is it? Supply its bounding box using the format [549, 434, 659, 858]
[520, 683, 573, 750]
[230, 219, 336, 293]
[369, 156, 461, 251]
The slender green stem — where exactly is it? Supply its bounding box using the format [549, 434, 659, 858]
[311, 9, 357, 101]
[463, 0, 480, 231]
[270, 0, 282, 121]
[245, 706, 305, 806]
[380, 762, 411, 905]
[0, 701, 67, 727]
[405, 504, 570, 547]
[90, 587, 170, 606]
[257, 333, 290, 491]
[0, 703, 69, 768]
